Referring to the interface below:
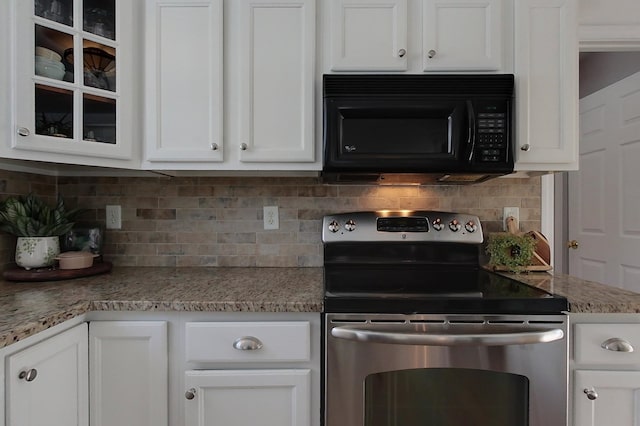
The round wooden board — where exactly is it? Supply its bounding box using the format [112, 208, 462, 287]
[2, 261, 113, 282]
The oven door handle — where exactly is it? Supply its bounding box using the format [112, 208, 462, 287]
[330, 327, 564, 346]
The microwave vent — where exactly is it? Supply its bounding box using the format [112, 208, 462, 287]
[323, 74, 514, 97]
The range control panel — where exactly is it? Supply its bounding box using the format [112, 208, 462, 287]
[322, 211, 483, 244]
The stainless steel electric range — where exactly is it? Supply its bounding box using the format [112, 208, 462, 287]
[322, 211, 569, 426]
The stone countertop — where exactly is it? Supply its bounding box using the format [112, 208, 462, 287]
[501, 270, 640, 314]
[0, 267, 324, 349]
[1, 266, 639, 350]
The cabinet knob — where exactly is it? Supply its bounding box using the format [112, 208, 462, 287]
[520, 144, 531, 152]
[567, 240, 579, 250]
[18, 368, 37, 382]
[232, 336, 263, 351]
[398, 48, 407, 58]
[210, 143, 218, 151]
[601, 337, 634, 352]
[583, 388, 598, 401]
[427, 49, 437, 58]
[185, 388, 196, 400]
[17, 127, 30, 137]
[240, 143, 248, 151]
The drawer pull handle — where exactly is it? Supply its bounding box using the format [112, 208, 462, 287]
[233, 336, 263, 351]
[18, 368, 37, 382]
[583, 388, 598, 400]
[601, 337, 634, 352]
[185, 388, 196, 400]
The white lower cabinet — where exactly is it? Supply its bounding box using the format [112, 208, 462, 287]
[1, 313, 319, 426]
[185, 369, 311, 426]
[571, 316, 640, 426]
[89, 321, 168, 426]
[574, 370, 640, 425]
[183, 318, 317, 426]
[6, 323, 88, 426]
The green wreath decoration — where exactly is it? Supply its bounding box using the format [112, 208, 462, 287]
[486, 233, 536, 273]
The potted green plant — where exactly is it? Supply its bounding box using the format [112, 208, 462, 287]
[0, 194, 83, 270]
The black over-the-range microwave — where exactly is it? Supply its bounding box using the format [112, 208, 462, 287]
[322, 74, 515, 184]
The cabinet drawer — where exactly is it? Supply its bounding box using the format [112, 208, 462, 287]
[574, 323, 640, 366]
[185, 321, 310, 363]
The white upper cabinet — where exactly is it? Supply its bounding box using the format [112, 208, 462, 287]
[329, 0, 408, 71]
[514, 0, 578, 171]
[7, 0, 139, 169]
[327, 0, 506, 72]
[237, 0, 316, 163]
[144, 0, 223, 163]
[143, 0, 316, 170]
[578, 0, 640, 50]
[422, 0, 502, 71]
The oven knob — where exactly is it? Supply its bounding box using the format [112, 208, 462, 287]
[464, 221, 477, 233]
[344, 219, 356, 232]
[328, 220, 340, 233]
[449, 219, 462, 232]
[432, 218, 444, 231]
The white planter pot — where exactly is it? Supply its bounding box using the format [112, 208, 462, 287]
[15, 236, 60, 270]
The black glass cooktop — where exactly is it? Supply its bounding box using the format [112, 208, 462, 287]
[323, 265, 568, 314]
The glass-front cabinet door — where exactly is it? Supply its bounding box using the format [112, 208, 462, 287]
[11, 0, 134, 163]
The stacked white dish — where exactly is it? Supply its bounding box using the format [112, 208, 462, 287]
[35, 46, 65, 80]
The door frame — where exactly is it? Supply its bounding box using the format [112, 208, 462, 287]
[552, 42, 640, 274]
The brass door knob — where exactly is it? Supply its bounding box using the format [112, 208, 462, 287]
[567, 240, 579, 249]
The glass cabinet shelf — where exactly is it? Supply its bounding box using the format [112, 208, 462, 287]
[29, 0, 118, 143]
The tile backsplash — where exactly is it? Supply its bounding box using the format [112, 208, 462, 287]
[0, 171, 541, 269]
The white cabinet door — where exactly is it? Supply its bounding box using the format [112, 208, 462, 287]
[574, 370, 640, 426]
[10, 0, 137, 168]
[185, 369, 311, 426]
[6, 323, 88, 426]
[578, 0, 640, 50]
[89, 321, 168, 426]
[422, 0, 502, 71]
[144, 0, 223, 163]
[238, 0, 315, 163]
[329, 0, 408, 71]
[514, 0, 579, 171]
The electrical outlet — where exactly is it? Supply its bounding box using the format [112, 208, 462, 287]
[503, 207, 519, 231]
[263, 206, 279, 230]
[106, 205, 122, 230]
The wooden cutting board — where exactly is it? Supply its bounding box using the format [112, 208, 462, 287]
[502, 216, 552, 271]
[3, 261, 112, 282]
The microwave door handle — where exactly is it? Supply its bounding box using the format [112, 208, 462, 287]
[331, 327, 564, 346]
[466, 101, 476, 163]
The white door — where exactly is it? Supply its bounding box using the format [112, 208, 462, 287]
[568, 71, 640, 292]
[238, 0, 315, 162]
[329, 0, 408, 71]
[6, 324, 88, 426]
[514, 0, 579, 171]
[184, 369, 311, 426]
[89, 321, 168, 426]
[144, 0, 224, 163]
[422, 0, 502, 71]
[574, 370, 640, 426]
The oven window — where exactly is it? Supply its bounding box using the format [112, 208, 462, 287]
[364, 368, 529, 426]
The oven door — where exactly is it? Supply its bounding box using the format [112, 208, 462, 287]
[324, 313, 568, 426]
